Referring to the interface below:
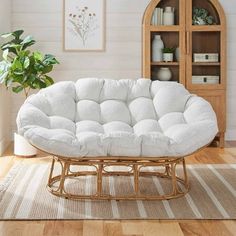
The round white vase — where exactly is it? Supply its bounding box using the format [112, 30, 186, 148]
[163, 53, 174, 62]
[14, 133, 37, 157]
[157, 68, 172, 81]
[152, 35, 164, 62]
[163, 7, 175, 25]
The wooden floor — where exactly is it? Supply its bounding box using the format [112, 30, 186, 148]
[0, 142, 236, 236]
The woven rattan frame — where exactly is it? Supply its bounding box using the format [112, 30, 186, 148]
[47, 155, 190, 200]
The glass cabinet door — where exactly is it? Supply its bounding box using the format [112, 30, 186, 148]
[185, 0, 225, 90]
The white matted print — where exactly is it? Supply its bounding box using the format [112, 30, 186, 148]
[64, 0, 105, 51]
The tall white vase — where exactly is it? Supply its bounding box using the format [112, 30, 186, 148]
[152, 35, 164, 62]
[163, 7, 175, 25]
[14, 133, 37, 157]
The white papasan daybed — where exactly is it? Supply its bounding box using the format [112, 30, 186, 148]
[17, 78, 218, 200]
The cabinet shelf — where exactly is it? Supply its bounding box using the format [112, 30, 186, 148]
[192, 62, 220, 66]
[191, 25, 222, 32]
[151, 62, 179, 66]
[150, 25, 180, 32]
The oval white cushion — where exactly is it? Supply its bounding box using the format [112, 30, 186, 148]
[17, 78, 218, 158]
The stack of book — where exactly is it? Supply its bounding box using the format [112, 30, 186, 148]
[151, 8, 164, 25]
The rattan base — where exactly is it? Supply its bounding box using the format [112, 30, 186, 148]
[47, 156, 189, 200]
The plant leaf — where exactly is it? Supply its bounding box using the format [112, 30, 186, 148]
[12, 58, 22, 70]
[43, 54, 59, 65]
[6, 78, 13, 87]
[13, 69, 24, 75]
[23, 57, 30, 69]
[42, 65, 53, 74]
[1, 32, 13, 39]
[33, 51, 43, 61]
[1, 30, 24, 39]
[44, 75, 54, 86]
[3, 44, 22, 54]
[3, 49, 9, 61]
[0, 71, 9, 84]
[33, 79, 47, 89]
[0, 61, 10, 83]
[12, 30, 24, 39]
[21, 35, 33, 45]
[21, 35, 36, 49]
[12, 85, 24, 93]
[26, 74, 37, 84]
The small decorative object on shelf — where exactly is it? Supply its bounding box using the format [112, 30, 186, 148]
[151, 7, 164, 25]
[193, 53, 219, 62]
[152, 35, 164, 62]
[192, 75, 219, 84]
[175, 47, 180, 61]
[163, 7, 175, 25]
[157, 67, 172, 81]
[192, 7, 215, 25]
[162, 47, 175, 62]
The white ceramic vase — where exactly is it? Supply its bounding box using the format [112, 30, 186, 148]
[14, 133, 37, 157]
[152, 35, 164, 62]
[157, 68, 172, 81]
[163, 7, 175, 25]
[163, 53, 174, 62]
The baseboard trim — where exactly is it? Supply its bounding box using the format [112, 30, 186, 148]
[0, 138, 10, 156]
[225, 129, 236, 141]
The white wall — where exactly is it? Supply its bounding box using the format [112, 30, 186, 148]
[10, 0, 236, 140]
[0, 0, 11, 155]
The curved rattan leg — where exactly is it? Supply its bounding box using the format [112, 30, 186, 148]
[48, 157, 55, 186]
[171, 162, 178, 195]
[165, 164, 171, 176]
[58, 162, 69, 194]
[97, 164, 103, 196]
[133, 164, 139, 194]
[182, 158, 189, 189]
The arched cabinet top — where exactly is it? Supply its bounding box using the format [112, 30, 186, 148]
[142, 0, 162, 26]
[142, 0, 226, 27]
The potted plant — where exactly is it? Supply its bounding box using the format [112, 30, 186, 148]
[192, 8, 215, 25]
[162, 47, 175, 62]
[0, 30, 59, 157]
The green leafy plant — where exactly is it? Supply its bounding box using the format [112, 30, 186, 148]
[193, 7, 215, 25]
[162, 47, 175, 53]
[0, 30, 59, 98]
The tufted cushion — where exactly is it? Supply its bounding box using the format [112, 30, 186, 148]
[17, 78, 218, 158]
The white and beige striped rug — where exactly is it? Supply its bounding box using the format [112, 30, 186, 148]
[0, 163, 236, 220]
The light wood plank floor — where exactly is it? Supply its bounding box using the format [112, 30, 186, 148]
[0, 142, 236, 236]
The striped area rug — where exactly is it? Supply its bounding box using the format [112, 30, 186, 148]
[0, 163, 236, 220]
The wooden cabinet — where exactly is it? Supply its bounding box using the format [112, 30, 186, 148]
[191, 90, 226, 147]
[142, 0, 226, 147]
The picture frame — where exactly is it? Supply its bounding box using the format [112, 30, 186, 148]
[63, 0, 105, 51]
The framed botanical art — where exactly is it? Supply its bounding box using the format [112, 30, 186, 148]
[63, 0, 105, 51]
